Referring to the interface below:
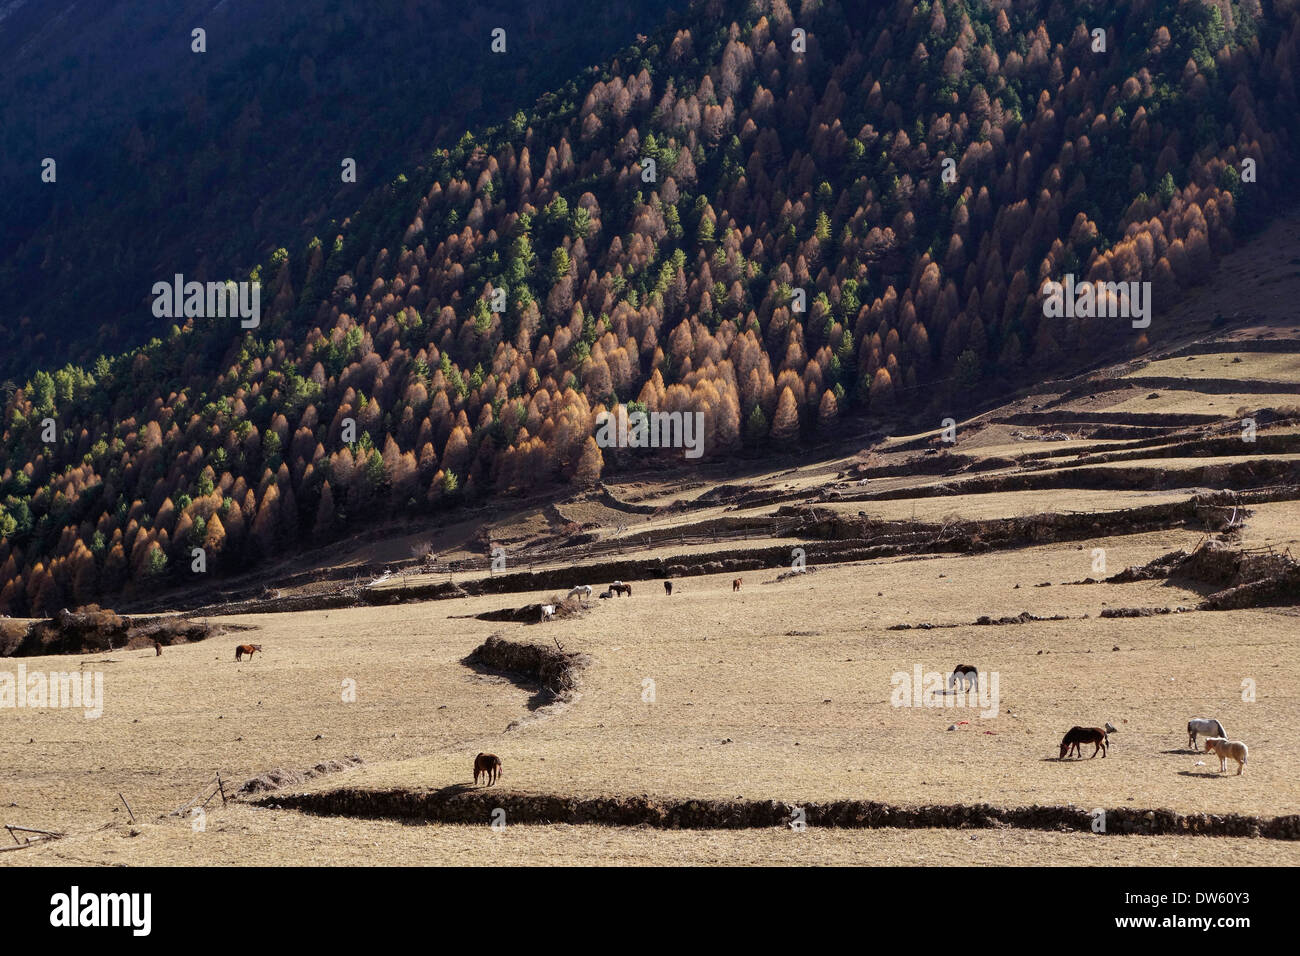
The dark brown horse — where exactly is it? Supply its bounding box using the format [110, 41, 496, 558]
[154, 641, 163, 657]
[732, 577, 743, 591]
[474, 752, 502, 786]
[1059, 723, 1116, 759]
[663, 581, 672, 595]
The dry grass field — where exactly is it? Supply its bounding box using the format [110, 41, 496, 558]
[3, 529, 1298, 865]
[5, 230, 1300, 864]
[11, 810, 1300, 867]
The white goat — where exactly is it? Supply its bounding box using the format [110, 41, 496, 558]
[1203, 737, 1248, 775]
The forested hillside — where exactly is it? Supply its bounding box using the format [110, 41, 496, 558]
[3, 0, 1299, 616]
[0, 0, 688, 377]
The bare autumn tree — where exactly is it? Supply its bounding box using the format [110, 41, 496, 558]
[770, 386, 801, 445]
[251, 484, 282, 559]
[816, 389, 839, 435]
[573, 437, 604, 486]
[869, 368, 894, 410]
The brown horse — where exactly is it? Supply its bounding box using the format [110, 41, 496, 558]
[1059, 723, 1116, 759]
[663, 581, 673, 595]
[154, 641, 163, 657]
[611, 582, 632, 597]
[474, 752, 502, 786]
[235, 644, 263, 662]
[732, 577, 743, 591]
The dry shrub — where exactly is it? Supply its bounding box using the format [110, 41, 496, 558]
[1113, 539, 1300, 610]
[0, 619, 32, 656]
[238, 755, 364, 795]
[556, 594, 586, 615]
[28, 606, 130, 655]
[2, 607, 218, 657]
[465, 634, 588, 701]
[773, 566, 815, 583]
[127, 617, 216, 650]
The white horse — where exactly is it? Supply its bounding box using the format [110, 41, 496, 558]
[540, 604, 555, 621]
[948, 665, 978, 692]
[1187, 717, 1226, 750]
[567, 585, 592, 600]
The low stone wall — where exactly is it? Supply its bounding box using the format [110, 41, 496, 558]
[253, 787, 1300, 839]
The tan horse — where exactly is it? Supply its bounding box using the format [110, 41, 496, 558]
[474, 753, 502, 786]
[235, 644, 263, 662]
[1204, 737, 1248, 775]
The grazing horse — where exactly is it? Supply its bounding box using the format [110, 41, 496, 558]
[567, 585, 592, 601]
[663, 581, 673, 596]
[540, 604, 556, 621]
[235, 644, 263, 662]
[474, 752, 502, 786]
[1187, 717, 1226, 750]
[948, 664, 978, 692]
[732, 577, 743, 592]
[1203, 737, 1248, 775]
[154, 641, 163, 657]
[610, 582, 632, 597]
[1059, 723, 1116, 759]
